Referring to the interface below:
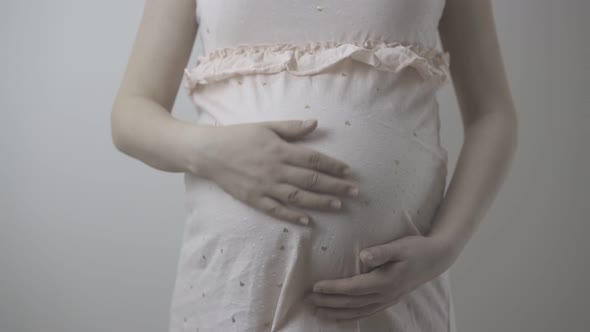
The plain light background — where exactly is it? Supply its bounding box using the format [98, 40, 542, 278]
[1, 1, 588, 331]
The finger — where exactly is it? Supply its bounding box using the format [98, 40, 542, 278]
[280, 143, 353, 179]
[278, 164, 359, 198]
[314, 302, 387, 321]
[313, 269, 391, 296]
[360, 239, 407, 268]
[254, 195, 310, 225]
[259, 119, 317, 140]
[305, 292, 382, 309]
[266, 182, 343, 211]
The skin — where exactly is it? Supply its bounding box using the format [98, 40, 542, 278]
[111, 0, 517, 322]
[111, 0, 358, 226]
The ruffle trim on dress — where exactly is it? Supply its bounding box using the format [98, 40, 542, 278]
[184, 40, 450, 94]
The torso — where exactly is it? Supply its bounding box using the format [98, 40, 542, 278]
[168, 1, 455, 331]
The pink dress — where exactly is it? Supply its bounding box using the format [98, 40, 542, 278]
[169, 1, 456, 331]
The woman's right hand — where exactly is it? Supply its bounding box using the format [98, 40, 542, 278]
[187, 119, 360, 226]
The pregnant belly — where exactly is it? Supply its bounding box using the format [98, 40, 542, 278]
[178, 61, 448, 326]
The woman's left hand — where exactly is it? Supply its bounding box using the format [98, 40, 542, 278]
[304, 233, 458, 321]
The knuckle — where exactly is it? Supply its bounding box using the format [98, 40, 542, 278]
[268, 204, 282, 216]
[253, 177, 270, 193]
[259, 197, 279, 214]
[308, 152, 321, 168]
[266, 163, 282, 179]
[239, 182, 258, 203]
[268, 141, 285, 158]
[303, 172, 320, 188]
[243, 189, 257, 203]
[287, 189, 302, 203]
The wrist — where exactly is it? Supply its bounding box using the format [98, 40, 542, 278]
[179, 124, 219, 179]
[428, 229, 465, 263]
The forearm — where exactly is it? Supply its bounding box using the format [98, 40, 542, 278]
[428, 108, 518, 259]
[110, 96, 204, 174]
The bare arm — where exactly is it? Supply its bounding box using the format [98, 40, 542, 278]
[109, 0, 360, 225]
[110, 0, 198, 173]
[430, 0, 518, 257]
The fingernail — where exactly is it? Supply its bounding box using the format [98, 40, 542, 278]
[299, 216, 309, 225]
[302, 119, 316, 128]
[360, 251, 373, 262]
[348, 186, 359, 197]
[330, 199, 341, 209]
[342, 167, 352, 176]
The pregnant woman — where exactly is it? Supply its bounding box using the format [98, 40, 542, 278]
[111, 0, 517, 331]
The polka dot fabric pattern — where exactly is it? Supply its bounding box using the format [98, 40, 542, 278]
[168, 1, 457, 331]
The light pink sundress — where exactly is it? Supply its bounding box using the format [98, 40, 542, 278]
[169, 1, 456, 331]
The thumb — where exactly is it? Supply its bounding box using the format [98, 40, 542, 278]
[360, 240, 406, 268]
[258, 119, 317, 140]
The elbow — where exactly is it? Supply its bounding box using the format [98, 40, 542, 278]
[495, 101, 519, 139]
[508, 107, 519, 151]
[502, 102, 518, 142]
[496, 104, 519, 154]
[493, 104, 518, 149]
[468, 103, 519, 151]
[110, 99, 128, 154]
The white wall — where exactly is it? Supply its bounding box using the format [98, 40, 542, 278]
[1, 1, 588, 331]
[438, 1, 589, 331]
